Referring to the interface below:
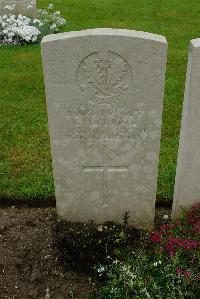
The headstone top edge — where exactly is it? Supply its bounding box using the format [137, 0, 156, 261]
[41, 28, 167, 45]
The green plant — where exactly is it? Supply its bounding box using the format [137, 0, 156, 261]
[0, 3, 66, 45]
[54, 218, 139, 273]
[98, 204, 200, 298]
[67, 287, 76, 298]
[98, 252, 198, 298]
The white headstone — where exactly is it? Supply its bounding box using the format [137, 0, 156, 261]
[172, 39, 200, 218]
[0, 0, 36, 16]
[41, 29, 167, 228]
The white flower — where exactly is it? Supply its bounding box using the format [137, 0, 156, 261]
[48, 4, 54, 10]
[0, 14, 41, 45]
[56, 18, 66, 26]
[27, 5, 33, 10]
[50, 24, 57, 30]
[163, 214, 169, 220]
[0, 4, 67, 46]
[153, 260, 161, 267]
[33, 18, 40, 24]
[54, 11, 61, 16]
[97, 225, 103, 232]
[4, 4, 16, 11]
[97, 266, 105, 273]
[8, 32, 14, 37]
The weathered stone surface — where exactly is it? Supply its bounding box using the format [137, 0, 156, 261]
[173, 39, 200, 218]
[41, 29, 167, 228]
[0, 0, 36, 16]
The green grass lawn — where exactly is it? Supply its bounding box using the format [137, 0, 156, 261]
[1, 0, 200, 203]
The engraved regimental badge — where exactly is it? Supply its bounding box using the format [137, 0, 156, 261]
[77, 50, 132, 104]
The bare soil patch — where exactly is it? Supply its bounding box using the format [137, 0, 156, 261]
[0, 205, 171, 299]
[0, 207, 95, 299]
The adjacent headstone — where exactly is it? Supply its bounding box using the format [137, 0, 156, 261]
[0, 0, 36, 17]
[172, 39, 200, 218]
[41, 29, 167, 228]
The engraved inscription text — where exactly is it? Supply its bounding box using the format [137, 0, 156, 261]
[65, 108, 147, 141]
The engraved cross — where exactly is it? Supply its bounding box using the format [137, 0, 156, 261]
[83, 165, 128, 207]
[83, 145, 128, 207]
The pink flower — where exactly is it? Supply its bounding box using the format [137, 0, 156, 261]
[193, 220, 200, 234]
[166, 241, 175, 256]
[176, 268, 190, 278]
[176, 268, 182, 275]
[150, 232, 162, 243]
[160, 223, 176, 232]
[193, 276, 200, 281]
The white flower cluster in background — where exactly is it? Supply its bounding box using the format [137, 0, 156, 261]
[0, 3, 67, 45]
[0, 13, 40, 45]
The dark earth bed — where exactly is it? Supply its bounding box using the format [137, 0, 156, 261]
[0, 206, 171, 299]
